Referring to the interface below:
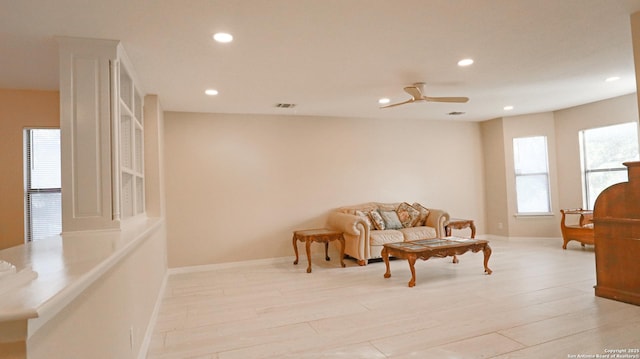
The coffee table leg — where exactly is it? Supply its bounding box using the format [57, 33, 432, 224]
[407, 254, 417, 287]
[324, 242, 330, 261]
[338, 237, 346, 268]
[305, 239, 313, 273]
[483, 244, 493, 275]
[292, 235, 299, 265]
[382, 247, 391, 278]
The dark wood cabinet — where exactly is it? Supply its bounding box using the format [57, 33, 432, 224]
[593, 161, 640, 305]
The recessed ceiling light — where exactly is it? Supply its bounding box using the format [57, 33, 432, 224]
[458, 58, 474, 67]
[213, 32, 233, 43]
[205, 89, 218, 96]
[378, 98, 390, 105]
[504, 105, 514, 111]
[605, 76, 620, 82]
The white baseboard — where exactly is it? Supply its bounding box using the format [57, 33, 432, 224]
[478, 234, 562, 241]
[167, 256, 293, 275]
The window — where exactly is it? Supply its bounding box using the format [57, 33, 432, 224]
[24, 129, 62, 242]
[513, 136, 551, 214]
[580, 122, 639, 210]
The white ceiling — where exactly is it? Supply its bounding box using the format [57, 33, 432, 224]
[2, 0, 640, 121]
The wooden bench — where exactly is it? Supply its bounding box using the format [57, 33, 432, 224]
[560, 209, 594, 249]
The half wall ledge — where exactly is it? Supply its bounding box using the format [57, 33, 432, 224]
[0, 217, 165, 356]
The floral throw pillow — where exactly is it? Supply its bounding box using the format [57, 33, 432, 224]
[378, 209, 403, 230]
[396, 202, 421, 228]
[368, 210, 386, 230]
[411, 203, 431, 226]
[355, 210, 373, 229]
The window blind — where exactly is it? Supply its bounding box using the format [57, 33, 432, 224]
[25, 129, 62, 241]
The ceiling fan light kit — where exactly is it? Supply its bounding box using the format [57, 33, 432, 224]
[380, 82, 469, 109]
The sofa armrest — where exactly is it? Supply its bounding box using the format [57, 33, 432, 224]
[327, 211, 370, 263]
[327, 212, 367, 237]
[425, 208, 450, 238]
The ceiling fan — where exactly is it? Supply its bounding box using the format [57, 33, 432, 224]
[380, 82, 469, 108]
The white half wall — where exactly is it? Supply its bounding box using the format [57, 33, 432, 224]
[26, 223, 167, 359]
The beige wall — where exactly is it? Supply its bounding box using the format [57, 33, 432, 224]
[555, 93, 639, 209]
[0, 89, 60, 250]
[2, 89, 636, 258]
[144, 95, 166, 217]
[480, 118, 510, 236]
[502, 112, 561, 237]
[481, 93, 639, 239]
[164, 112, 485, 267]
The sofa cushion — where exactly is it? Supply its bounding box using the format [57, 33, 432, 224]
[378, 209, 403, 230]
[370, 230, 405, 246]
[399, 226, 437, 241]
[368, 210, 386, 230]
[412, 203, 431, 226]
[397, 202, 421, 228]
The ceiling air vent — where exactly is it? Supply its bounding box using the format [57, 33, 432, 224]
[275, 103, 296, 109]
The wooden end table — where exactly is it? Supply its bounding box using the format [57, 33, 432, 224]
[445, 218, 476, 238]
[382, 238, 492, 287]
[292, 229, 346, 273]
[445, 218, 476, 263]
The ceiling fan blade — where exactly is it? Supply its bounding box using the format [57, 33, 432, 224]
[403, 86, 423, 100]
[424, 96, 469, 103]
[380, 99, 415, 108]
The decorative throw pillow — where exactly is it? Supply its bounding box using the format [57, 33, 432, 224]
[396, 202, 421, 228]
[411, 203, 431, 226]
[355, 210, 373, 230]
[368, 210, 386, 230]
[378, 209, 403, 230]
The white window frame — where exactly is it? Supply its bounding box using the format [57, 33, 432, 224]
[579, 122, 639, 210]
[24, 128, 62, 242]
[513, 135, 552, 215]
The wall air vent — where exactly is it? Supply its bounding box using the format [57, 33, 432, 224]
[275, 103, 296, 109]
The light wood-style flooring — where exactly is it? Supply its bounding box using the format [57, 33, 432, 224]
[147, 238, 640, 358]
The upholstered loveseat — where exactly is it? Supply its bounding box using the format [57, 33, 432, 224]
[327, 202, 449, 265]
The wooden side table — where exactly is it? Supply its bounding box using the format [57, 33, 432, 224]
[445, 218, 476, 238]
[292, 229, 346, 273]
[445, 218, 476, 264]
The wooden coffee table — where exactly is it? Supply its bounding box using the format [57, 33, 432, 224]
[382, 238, 492, 287]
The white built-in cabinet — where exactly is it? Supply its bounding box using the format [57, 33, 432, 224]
[58, 37, 144, 232]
